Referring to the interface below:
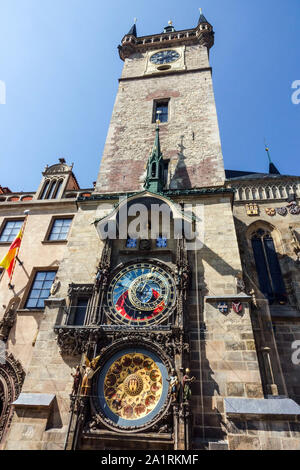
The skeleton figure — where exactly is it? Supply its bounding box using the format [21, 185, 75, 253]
[80, 354, 101, 396]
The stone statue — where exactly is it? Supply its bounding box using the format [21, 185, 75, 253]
[50, 279, 60, 296]
[80, 354, 101, 396]
[167, 368, 179, 402]
[235, 272, 245, 293]
[182, 368, 195, 402]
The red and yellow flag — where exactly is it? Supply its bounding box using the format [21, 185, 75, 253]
[0, 228, 23, 278]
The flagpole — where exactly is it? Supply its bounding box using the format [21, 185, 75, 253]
[8, 210, 30, 288]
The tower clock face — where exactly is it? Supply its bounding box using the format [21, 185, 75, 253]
[106, 262, 176, 325]
[150, 50, 180, 65]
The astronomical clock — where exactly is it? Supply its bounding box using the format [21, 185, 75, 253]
[106, 262, 176, 326]
[63, 228, 191, 450]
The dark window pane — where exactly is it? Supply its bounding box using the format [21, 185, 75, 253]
[155, 101, 169, 123]
[264, 237, 286, 299]
[251, 238, 273, 301]
[40, 181, 50, 200]
[73, 299, 88, 326]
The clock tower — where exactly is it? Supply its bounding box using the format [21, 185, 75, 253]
[4, 12, 269, 452]
[60, 12, 261, 451]
[95, 13, 225, 194]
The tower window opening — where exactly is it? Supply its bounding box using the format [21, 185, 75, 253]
[153, 100, 169, 123]
[251, 230, 287, 304]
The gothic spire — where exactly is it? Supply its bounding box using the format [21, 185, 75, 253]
[198, 8, 209, 25]
[127, 18, 137, 37]
[144, 122, 165, 193]
[265, 143, 280, 175]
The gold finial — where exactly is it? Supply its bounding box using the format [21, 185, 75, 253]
[199, 7, 203, 14]
[134, 17, 137, 24]
[156, 119, 160, 125]
[168, 20, 173, 25]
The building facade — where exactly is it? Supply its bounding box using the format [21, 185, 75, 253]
[0, 13, 300, 450]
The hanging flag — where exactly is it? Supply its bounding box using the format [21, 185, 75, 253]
[0, 228, 23, 278]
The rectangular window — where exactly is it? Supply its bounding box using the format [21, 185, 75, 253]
[25, 271, 56, 309]
[153, 100, 169, 123]
[73, 298, 88, 326]
[48, 218, 72, 241]
[0, 220, 23, 243]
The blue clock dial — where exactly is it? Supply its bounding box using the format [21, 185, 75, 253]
[150, 50, 180, 65]
[106, 262, 176, 326]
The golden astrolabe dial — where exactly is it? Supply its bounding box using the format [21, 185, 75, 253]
[106, 262, 176, 326]
[103, 353, 163, 421]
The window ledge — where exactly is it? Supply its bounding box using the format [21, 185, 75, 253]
[17, 309, 44, 314]
[41, 240, 68, 245]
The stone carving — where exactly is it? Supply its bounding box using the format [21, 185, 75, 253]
[54, 327, 90, 355]
[289, 226, 300, 263]
[80, 354, 101, 396]
[167, 369, 179, 402]
[235, 272, 245, 293]
[50, 279, 60, 296]
[276, 207, 288, 216]
[217, 302, 228, 314]
[0, 352, 25, 443]
[71, 365, 81, 396]
[67, 284, 94, 298]
[0, 297, 20, 342]
[182, 368, 195, 403]
[265, 208, 276, 216]
[249, 289, 258, 308]
[232, 301, 243, 314]
[95, 238, 112, 288]
[246, 203, 259, 216]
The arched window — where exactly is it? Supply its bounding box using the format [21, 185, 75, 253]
[39, 180, 50, 199]
[251, 229, 287, 304]
[47, 180, 57, 199]
[53, 179, 63, 199]
[151, 163, 157, 178]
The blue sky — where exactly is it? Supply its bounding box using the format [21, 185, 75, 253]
[0, 0, 299, 191]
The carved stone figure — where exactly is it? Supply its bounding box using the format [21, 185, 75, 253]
[182, 368, 195, 402]
[0, 297, 20, 342]
[80, 354, 101, 396]
[71, 365, 81, 396]
[167, 368, 179, 402]
[50, 279, 60, 296]
[235, 272, 245, 293]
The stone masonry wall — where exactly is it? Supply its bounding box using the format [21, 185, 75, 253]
[96, 44, 224, 193]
